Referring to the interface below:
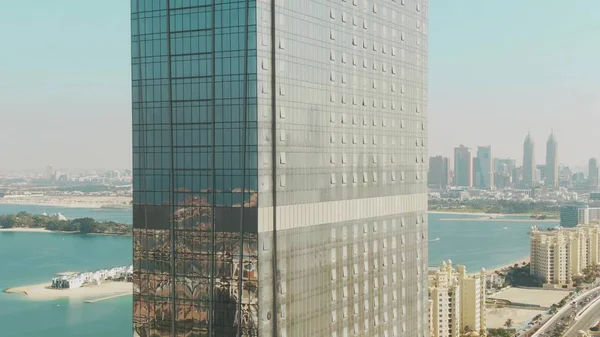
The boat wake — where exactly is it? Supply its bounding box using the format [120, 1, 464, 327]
[430, 237, 440, 242]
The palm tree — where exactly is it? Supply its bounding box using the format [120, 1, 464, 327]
[504, 318, 514, 329]
[462, 326, 472, 335]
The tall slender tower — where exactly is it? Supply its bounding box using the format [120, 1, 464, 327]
[522, 132, 535, 188]
[474, 146, 493, 189]
[454, 145, 472, 187]
[131, 1, 430, 336]
[545, 130, 559, 189]
[589, 158, 598, 191]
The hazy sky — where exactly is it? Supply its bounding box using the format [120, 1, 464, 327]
[0, 1, 598, 170]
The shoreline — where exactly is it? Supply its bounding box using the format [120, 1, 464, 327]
[437, 217, 557, 223]
[486, 257, 530, 275]
[4, 281, 132, 301]
[428, 211, 509, 217]
[0, 198, 132, 210]
[0, 227, 130, 237]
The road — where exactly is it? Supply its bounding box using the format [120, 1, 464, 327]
[531, 285, 600, 337]
[563, 295, 600, 336]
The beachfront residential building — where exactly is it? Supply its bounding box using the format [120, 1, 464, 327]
[530, 225, 600, 286]
[428, 261, 487, 337]
[51, 265, 132, 289]
[131, 1, 429, 336]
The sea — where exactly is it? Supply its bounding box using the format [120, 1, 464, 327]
[0, 205, 558, 337]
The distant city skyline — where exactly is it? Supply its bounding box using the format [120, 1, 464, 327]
[1, 0, 599, 169]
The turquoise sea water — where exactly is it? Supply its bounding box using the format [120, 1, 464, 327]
[0, 205, 558, 336]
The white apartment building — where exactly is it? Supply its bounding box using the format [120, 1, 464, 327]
[429, 261, 487, 337]
[530, 225, 600, 287]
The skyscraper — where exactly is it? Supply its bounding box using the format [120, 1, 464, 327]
[589, 158, 598, 191]
[454, 145, 472, 187]
[545, 130, 558, 189]
[522, 132, 535, 188]
[131, 1, 429, 336]
[429, 156, 450, 189]
[473, 146, 493, 189]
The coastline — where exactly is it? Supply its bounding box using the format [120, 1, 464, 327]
[4, 281, 132, 301]
[0, 227, 130, 237]
[486, 257, 530, 275]
[428, 211, 508, 217]
[463, 257, 530, 276]
[429, 211, 558, 222]
[0, 228, 52, 233]
[0, 196, 132, 209]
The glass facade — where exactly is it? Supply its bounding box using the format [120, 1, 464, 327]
[132, 0, 258, 336]
[132, 0, 428, 336]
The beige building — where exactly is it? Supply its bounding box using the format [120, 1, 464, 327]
[429, 261, 487, 336]
[530, 224, 600, 286]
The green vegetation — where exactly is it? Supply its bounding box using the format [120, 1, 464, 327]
[504, 263, 544, 288]
[0, 212, 131, 235]
[487, 328, 513, 337]
[429, 199, 560, 217]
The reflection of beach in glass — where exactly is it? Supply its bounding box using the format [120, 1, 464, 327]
[133, 219, 258, 336]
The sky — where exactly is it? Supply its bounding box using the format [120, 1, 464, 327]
[0, 0, 598, 170]
[429, 0, 600, 170]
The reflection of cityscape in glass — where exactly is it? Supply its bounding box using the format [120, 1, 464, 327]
[132, 0, 428, 336]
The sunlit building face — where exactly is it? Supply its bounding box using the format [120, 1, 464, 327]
[131, 1, 429, 336]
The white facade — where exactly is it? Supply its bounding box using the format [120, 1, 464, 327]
[428, 261, 486, 337]
[51, 265, 133, 289]
[530, 225, 600, 286]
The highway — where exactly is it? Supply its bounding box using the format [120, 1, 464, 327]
[531, 285, 600, 337]
[563, 295, 600, 336]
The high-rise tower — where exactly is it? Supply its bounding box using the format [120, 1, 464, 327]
[454, 145, 472, 187]
[131, 1, 429, 336]
[589, 158, 598, 191]
[474, 146, 493, 189]
[429, 156, 450, 189]
[545, 130, 558, 189]
[522, 132, 535, 188]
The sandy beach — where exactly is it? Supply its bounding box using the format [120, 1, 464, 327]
[0, 196, 132, 209]
[486, 257, 530, 274]
[0, 228, 51, 233]
[4, 281, 132, 301]
[0, 228, 79, 235]
[438, 217, 557, 223]
[428, 211, 506, 217]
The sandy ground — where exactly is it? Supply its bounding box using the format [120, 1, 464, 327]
[0, 196, 132, 209]
[489, 287, 570, 307]
[0, 228, 51, 233]
[464, 258, 530, 276]
[486, 307, 545, 329]
[487, 258, 530, 274]
[438, 217, 556, 223]
[428, 211, 507, 217]
[4, 281, 132, 301]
